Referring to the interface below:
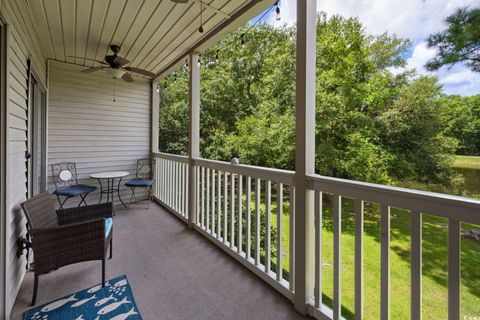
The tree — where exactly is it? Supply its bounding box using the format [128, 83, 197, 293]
[426, 7, 480, 72]
[158, 15, 458, 187]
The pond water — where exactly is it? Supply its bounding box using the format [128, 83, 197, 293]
[454, 167, 480, 197]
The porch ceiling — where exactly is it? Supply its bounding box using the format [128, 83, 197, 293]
[27, 0, 273, 80]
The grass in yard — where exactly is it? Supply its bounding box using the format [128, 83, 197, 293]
[267, 197, 480, 320]
[217, 180, 480, 319]
[453, 155, 480, 169]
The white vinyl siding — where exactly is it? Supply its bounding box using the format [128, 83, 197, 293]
[1, 0, 48, 317]
[47, 61, 151, 206]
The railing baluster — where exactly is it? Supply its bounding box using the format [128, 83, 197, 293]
[223, 172, 228, 244]
[217, 171, 222, 240]
[184, 163, 188, 216]
[276, 183, 283, 281]
[206, 168, 210, 232]
[448, 219, 460, 320]
[196, 166, 200, 224]
[289, 186, 295, 291]
[411, 211, 422, 320]
[230, 173, 235, 248]
[333, 195, 342, 320]
[174, 162, 178, 210]
[314, 190, 322, 308]
[381, 204, 390, 320]
[201, 166, 205, 228]
[265, 180, 272, 273]
[167, 160, 171, 206]
[355, 199, 364, 320]
[246, 176, 252, 260]
[255, 178, 261, 266]
[180, 163, 184, 216]
[212, 169, 216, 235]
[237, 175, 243, 253]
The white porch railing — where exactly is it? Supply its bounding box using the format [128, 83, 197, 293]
[152, 152, 296, 299]
[152, 152, 480, 320]
[153, 152, 189, 221]
[306, 174, 480, 320]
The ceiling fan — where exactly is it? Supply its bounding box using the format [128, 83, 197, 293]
[69, 45, 156, 82]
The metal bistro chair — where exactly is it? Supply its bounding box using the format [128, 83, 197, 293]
[51, 162, 97, 209]
[125, 159, 155, 208]
[20, 192, 113, 306]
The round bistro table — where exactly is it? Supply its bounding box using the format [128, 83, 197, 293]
[90, 171, 130, 209]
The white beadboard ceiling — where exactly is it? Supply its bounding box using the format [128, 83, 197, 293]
[26, 0, 273, 80]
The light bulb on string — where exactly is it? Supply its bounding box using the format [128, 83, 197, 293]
[241, 34, 245, 48]
[197, 54, 201, 67]
[173, 72, 177, 84]
[215, 50, 219, 64]
[276, 2, 281, 21]
[198, 0, 204, 33]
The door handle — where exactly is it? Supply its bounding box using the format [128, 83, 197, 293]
[25, 151, 31, 160]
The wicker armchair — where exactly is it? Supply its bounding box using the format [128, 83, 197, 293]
[20, 192, 113, 306]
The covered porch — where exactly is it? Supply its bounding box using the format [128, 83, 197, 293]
[10, 202, 306, 320]
[1, 0, 479, 319]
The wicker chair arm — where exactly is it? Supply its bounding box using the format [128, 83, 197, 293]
[57, 202, 113, 225]
[29, 218, 106, 261]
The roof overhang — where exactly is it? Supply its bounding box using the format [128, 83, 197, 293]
[27, 0, 275, 82]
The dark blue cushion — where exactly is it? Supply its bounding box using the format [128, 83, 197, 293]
[53, 184, 97, 197]
[125, 178, 154, 187]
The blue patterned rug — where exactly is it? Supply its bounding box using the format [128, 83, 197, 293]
[24, 275, 142, 320]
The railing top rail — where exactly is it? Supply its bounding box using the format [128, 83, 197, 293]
[153, 152, 189, 163]
[307, 173, 480, 224]
[193, 157, 295, 185]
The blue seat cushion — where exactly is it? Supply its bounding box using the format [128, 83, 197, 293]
[125, 178, 154, 187]
[105, 217, 113, 238]
[53, 184, 97, 197]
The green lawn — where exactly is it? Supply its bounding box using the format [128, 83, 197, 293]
[215, 181, 480, 319]
[453, 155, 480, 169]
[263, 195, 480, 320]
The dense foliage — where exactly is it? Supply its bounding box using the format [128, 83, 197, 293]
[426, 7, 480, 72]
[159, 15, 480, 187]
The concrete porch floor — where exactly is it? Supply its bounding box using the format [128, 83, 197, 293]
[11, 202, 309, 320]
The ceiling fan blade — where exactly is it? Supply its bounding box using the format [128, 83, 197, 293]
[113, 56, 130, 66]
[123, 66, 155, 78]
[81, 66, 106, 73]
[122, 72, 134, 83]
[68, 56, 108, 65]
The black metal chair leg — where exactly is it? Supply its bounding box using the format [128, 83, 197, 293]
[78, 193, 89, 207]
[56, 195, 69, 209]
[110, 236, 113, 259]
[31, 274, 39, 306]
[102, 259, 106, 287]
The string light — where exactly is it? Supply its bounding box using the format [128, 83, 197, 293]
[275, 1, 281, 21]
[164, 1, 278, 84]
[198, 0, 204, 33]
[173, 72, 177, 84]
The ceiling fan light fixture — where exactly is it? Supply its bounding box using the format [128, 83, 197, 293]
[105, 68, 126, 79]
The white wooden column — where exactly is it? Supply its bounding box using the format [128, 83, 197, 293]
[188, 52, 200, 227]
[294, 0, 317, 314]
[151, 82, 160, 153]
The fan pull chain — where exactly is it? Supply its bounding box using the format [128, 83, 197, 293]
[113, 78, 116, 102]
